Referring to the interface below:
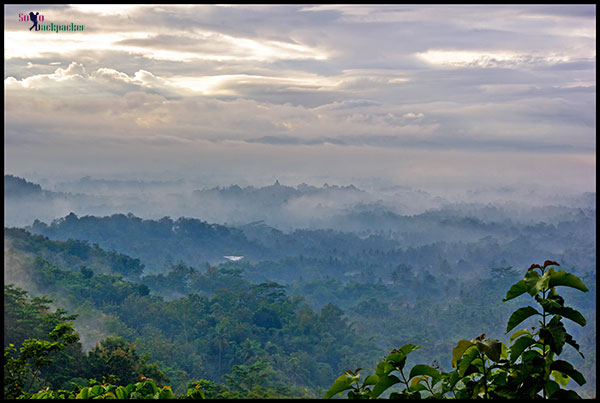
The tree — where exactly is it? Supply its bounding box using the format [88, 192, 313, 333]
[324, 260, 589, 399]
[4, 323, 79, 398]
[85, 336, 169, 387]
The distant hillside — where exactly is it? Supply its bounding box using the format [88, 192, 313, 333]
[25, 212, 403, 273]
[4, 226, 145, 281]
[26, 213, 269, 272]
[4, 175, 111, 228]
[4, 174, 45, 198]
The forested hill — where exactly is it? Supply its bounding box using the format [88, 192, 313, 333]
[4, 226, 379, 398]
[25, 209, 595, 279]
[4, 226, 596, 398]
[25, 213, 401, 273]
[4, 175, 45, 198]
[5, 227, 145, 281]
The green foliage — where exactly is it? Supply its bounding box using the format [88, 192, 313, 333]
[324, 260, 590, 399]
[6, 223, 594, 398]
[26, 377, 178, 399]
[4, 323, 79, 399]
[4, 237, 375, 398]
[5, 227, 145, 280]
[85, 336, 169, 387]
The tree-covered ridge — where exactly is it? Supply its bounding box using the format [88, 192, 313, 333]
[4, 260, 593, 399]
[5, 227, 144, 281]
[5, 224, 596, 397]
[324, 261, 592, 399]
[4, 228, 379, 397]
[4, 175, 45, 198]
[25, 209, 595, 280]
[28, 213, 270, 268]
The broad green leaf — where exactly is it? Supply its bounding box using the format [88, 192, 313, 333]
[553, 306, 586, 327]
[371, 374, 401, 399]
[409, 364, 440, 380]
[159, 386, 174, 399]
[509, 335, 536, 363]
[503, 280, 529, 302]
[385, 361, 400, 374]
[490, 370, 507, 387]
[493, 387, 517, 399]
[401, 343, 422, 355]
[116, 386, 128, 399]
[148, 380, 158, 395]
[451, 339, 475, 368]
[544, 288, 566, 307]
[506, 306, 540, 333]
[524, 269, 542, 292]
[531, 269, 551, 295]
[549, 389, 582, 399]
[509, 328, 530, 342]
[504, 270, 542, 301]
[387, 357, 406, 372]
[550, 360, 586, 386]
[539, 316, 567, 355]
[458, 347, 480, 377]
[535, 296, 587, 327]
[408, 381, 428, 393]
[476, 338, 503, 362]
[565, 333, 585, 358]
[78, 387, 89, 399]
[551, 370, 570, 387]
[500, 340, 509, 359]
[536, 295, 563, 312]
[386, 344, 422, 364]
[90, 385, 103, 396]
[323, 372, 360, 399]
[363, 374, 379, 387]
[362, 374, 378, 387]
[548, 270, 589, 292]
[376, 361, 389, 377]
[545, 379, 560, 398]
[410, 375, 427, 387]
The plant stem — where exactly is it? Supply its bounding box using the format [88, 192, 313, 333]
[541, 288, 547, 399]
[480, 353, 488, 399]
[26, 368, 40, 393]
[425, 378, 435, 395]
[399, 368, 411, 391]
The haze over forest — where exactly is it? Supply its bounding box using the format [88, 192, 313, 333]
[3, 4, 596, 399]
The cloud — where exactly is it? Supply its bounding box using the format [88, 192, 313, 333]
[5, 59, 595, 153]
[3, 4, 595, 194]
[416, 49, 594, 69]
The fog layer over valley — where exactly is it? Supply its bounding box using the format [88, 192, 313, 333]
[4, 174, 596, 397]
[6, 174, 595, 274]
[5, 174, 595, 233]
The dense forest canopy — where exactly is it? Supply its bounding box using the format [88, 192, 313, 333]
[4, 176, 596, 398]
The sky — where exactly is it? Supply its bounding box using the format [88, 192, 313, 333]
[4, 4, 596, 194]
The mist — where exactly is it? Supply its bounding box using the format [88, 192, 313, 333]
[5, 172, 595, 233]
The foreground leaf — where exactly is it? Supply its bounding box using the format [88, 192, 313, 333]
[451, 340, 475, 368]
[551, 360, 586, 386]
[506, 306, 540, 333]
[371, 374, 401, 399]
[324, 372, 359, 399]
[548, 270, 589, 293]
[475, 338, 503, 362]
